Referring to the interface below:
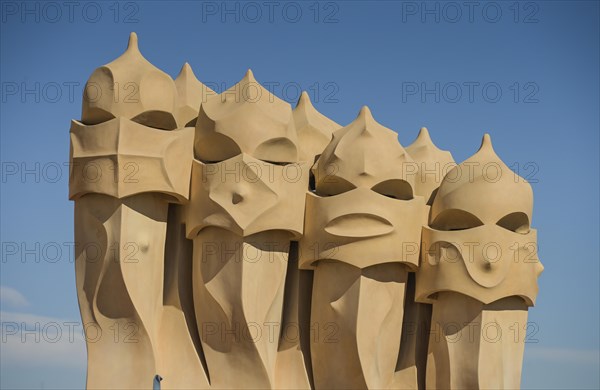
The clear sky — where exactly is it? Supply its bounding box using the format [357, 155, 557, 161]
[1, 1, 599, 389]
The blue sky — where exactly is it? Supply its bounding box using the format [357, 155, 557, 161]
[1, 1, 599, 389]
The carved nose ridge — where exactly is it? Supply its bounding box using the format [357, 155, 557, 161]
[232, 192, 244, 204]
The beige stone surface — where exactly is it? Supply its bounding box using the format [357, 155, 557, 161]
[185, 156, 309, 239]
[185, 69, 311, 388]
[399, 128, 454, 389]
[82, 33, 178, 130]
[300, 107, 424, 270]
[405, 127, 455, 206]
[190, 228, 292, 388]
[69, 117, 193, 202]
[415, 134, 543, 390]
[312, 106, 416, 194]
[70, 32, 542, 390]
[293, 91, 341, 162]
[194, 69, 298, 164]
[174, 63, 215, 127]
[416, 134, 543, 306]
[285, 93, 340, 390]
[72, 33, 205, 389]
[301, 106, 425, 389]
[425, 293, 529, 390]
[74, 194, 167, 389]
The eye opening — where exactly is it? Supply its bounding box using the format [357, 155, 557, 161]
[316, 175, 356, 197]
[132, 110, 178, 130]
[259, 160, 296, 166]
[309, 168, 316, 192]
[254, 138, 299, 165]
[426, 187, 439, 206]
[430, 209, 484, 231]
[185, 117, 198, 127]
[195, 133, 241, 162]
[81, 108, 116, 125]
[496, 212, 530, 234]
[371, 179, 413, 200]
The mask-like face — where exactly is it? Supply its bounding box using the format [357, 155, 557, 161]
[72, 34, 193, 203]
[299, 107, 425, 269]
[416, 135, 543, 306]
[185, 71, 308, 238]
[186, 154, 308, 238]
[70, 117, 193, 201]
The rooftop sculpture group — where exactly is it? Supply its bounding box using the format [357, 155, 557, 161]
[69, 33, 543, 390]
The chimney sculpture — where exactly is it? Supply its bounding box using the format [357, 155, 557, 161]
[69, 33, 543, 390]
[299, 107, 424, 389]
[415, 134, 543, 389]
[184, 70, 310, 388]
[70, 33, 198, 388]
[394, 127, 456, 388]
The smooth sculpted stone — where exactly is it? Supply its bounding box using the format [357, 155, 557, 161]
[82, 33, 178, 130]
[72, 33, 205, 389]
[405, 127, 455, 206]
[173, 62, 216, 127]
[185, 70, 311, 389]
[69, 32, 542, 390]
[292, 91, 341, 162]
[399, 127, 455, 389]
[301, 106, 426, 390]
[416, 134, 543, 389]
[194, 69, 299, 164]
[301, 106, 423, 270]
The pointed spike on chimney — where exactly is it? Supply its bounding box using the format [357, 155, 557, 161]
[479, 133, 495, 153]
[353, 106, 377, 137]
[358, 105, 374, 120]
[245, 68, 255, 81]
[417, 127, 432, 142]
[127, 32, 139, 52]
[298, 91, 311, 107]
[176, 62, 195, 80]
